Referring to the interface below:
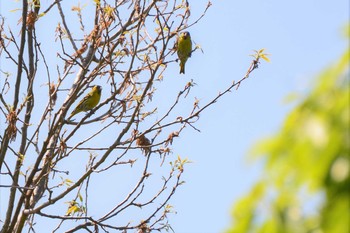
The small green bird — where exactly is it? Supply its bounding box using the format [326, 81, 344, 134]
[33, 0, 40, 15]
[68, 85, 102, 119]
[177, 31, 192, 74]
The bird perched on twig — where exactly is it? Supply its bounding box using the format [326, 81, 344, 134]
[177, 31, 192, 74]
[33, 0, 40, 15]
[68, 85, 102, 120]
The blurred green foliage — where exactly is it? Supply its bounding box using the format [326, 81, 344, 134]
[226, 42, 349, 233]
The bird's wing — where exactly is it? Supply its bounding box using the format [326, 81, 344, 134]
[76, 93, 92, 110]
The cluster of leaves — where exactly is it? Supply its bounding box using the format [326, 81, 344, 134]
[226, 40, 349, 232]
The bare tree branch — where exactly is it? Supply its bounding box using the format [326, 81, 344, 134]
[0, 1, 264, 232]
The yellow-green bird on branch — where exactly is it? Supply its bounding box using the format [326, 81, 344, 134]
[68, 85, 102, 120]
[177, 31, 192, 74]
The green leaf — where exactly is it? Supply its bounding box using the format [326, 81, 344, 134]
[78, 192, 83, 202]
[260, 54, 270, 62]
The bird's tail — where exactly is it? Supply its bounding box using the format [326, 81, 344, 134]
[179, 62, 185, 74]
[68, 110, 77, 120]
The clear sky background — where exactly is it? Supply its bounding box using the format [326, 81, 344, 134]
[0, 1, 349, 233]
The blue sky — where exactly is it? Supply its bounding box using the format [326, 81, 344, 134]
[0, 0, 349, 233]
